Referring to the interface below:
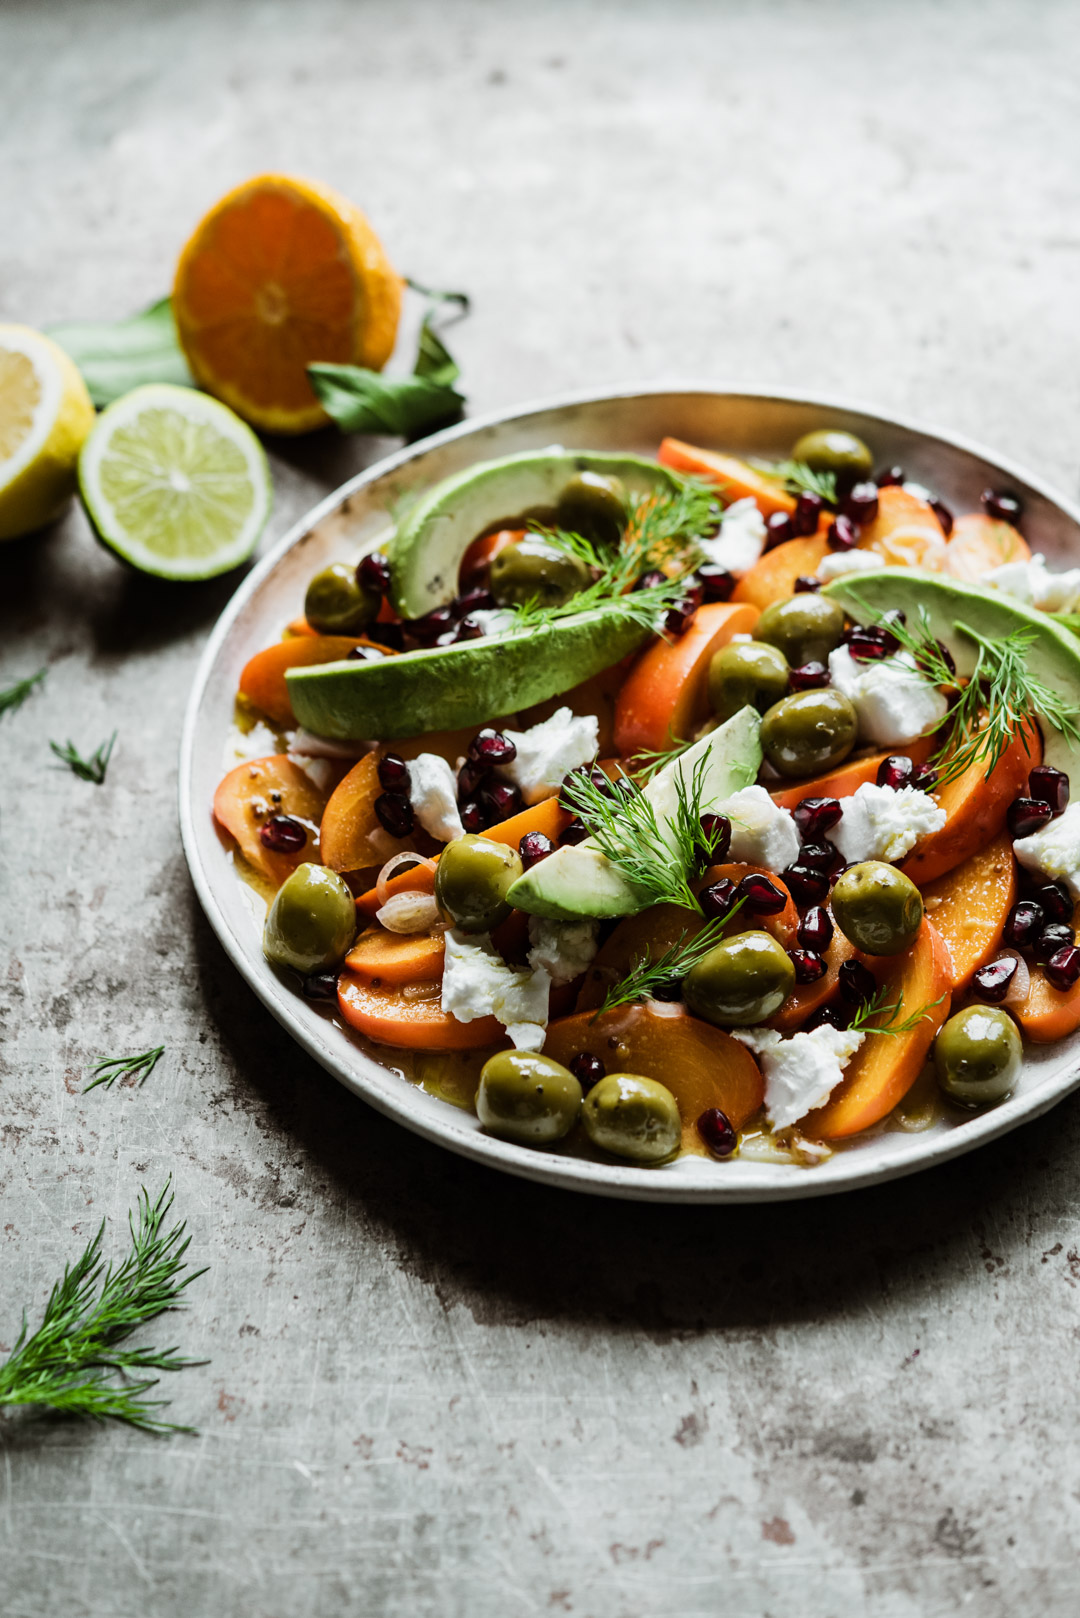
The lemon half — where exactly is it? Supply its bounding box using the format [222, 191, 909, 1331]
[0, 324, 95, 541]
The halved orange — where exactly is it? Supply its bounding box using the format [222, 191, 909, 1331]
[173, 174, 402, 435]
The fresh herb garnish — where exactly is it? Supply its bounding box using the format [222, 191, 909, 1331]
[49, 730, 117, 784]
[560, 752, 725, 914]
[628, 737, 695, 783]
[47, 297, 196, 407]
[85, 1046, 165, 1094]
[0, 1181, 207, 1434]
[0, 666, 47, 718]
[751, 458, 838, 507]
[596, 909, 745, 1017]
[848, 987, 948, 1038]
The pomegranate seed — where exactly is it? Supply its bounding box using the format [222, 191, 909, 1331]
[457, 760, 486, 799]
[345, 643, 388, 662]
[1008, 797, 1054, 839]
[827, 514, 860, 551]
[789, 660, 830, 692]
[794, 575, 822, 593]
[468, 728, 517, 768]
[1033, 882, 1073, 924]
[301, 970, 340, 1002]
[698, 564, 736, 602]
[455, 616, 484, 641]
[377, 753, 410, 792]
[781, 863, 830, 906]
[634, 568, 667, 592]
[842, 482, 879, 525]
[789, 947, 827, 984]
[972, 957, 1018, 1003]
[806, 1003, 851, 1031]
[664, 598, 698, 636]
[699, 813, 732, 863]
[738, 872, 788, 914]
[877, 755, 914, 790]
[697, 1107, 737, 1158]
[847, 626, 891, 662]
[1035, 922, 1075, 964]
[765, 511, 794, 548]
[366, 622, 405, 652]
[838, 959, 877, 1004]
[982, 489, 1022, 526]
[876, 466, 905, 487]
[1004, 900, 1045, 950]
[929, 499, 954, 537]
[559, 820, 589, 847]
[408, 605, 457, 643]
[482, 781, 523, 821]
[798, 905, 834, 951]
[700, 877, 739, 921]
[1046, 946, 1080, 990]
[519, 831, 555, 869]
[799, 840, 843, 875]
[357, 551, 392, 595]
[792, 492, 824, 536]
[1029, 766, 1070, 816]
[570, 1052, 605, 1091]
[794, 796, 843, 839]
[375, 792, 414, 837]
[259, 815, 307, 853]
[912, 766, 939, 793]
[681, 577, 705, 611]
[460, 799, 490, 834]
[456, 585, 495, 615]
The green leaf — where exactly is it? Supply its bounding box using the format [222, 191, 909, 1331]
[308, 362, 464, 437]
[47, 298, 195, 408]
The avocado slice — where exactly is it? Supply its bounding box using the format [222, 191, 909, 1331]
[506, 706, 763, 921]
[389, 449, 681, 620]
[822, 566, 1080, 777]
[285, 608, 651, 740]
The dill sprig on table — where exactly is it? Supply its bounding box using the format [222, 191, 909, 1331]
[0, 1181, 207, 1434]
[596, 908, 745, 1017]
[0, 667, 47, 718]
[750, 458, 838, 507]
[84, 1046, 165, 1094]
[49, 730, 117, 784]
[848, 987, 948, 1038]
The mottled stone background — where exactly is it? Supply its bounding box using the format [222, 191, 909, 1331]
[3, 1, 1080, 1613]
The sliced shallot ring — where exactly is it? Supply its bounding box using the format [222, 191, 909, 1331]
[377, 892, 441, 935]
[376, 851, 438, 907]
[997, 948, 1030, 1007]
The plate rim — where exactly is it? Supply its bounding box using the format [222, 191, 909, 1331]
[178, 379, 1080, 1202]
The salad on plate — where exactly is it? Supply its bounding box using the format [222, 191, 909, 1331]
[211, 426, 1080, 1170]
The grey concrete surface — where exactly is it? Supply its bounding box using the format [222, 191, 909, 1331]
[4, 1, 1080, 1613]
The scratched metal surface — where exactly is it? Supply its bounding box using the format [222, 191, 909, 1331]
[3, 1, 1080, 1613]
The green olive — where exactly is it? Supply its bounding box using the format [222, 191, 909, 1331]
[581, 1073, 682, 1163]
[263, 862, 356, 974]
[708, 640, 790, 721]
[304, 562, 380, 635]
[683, 931, 796, 1027]
[934, 1006, 1021, 1110]
[555, 471, 627, 546]
[476, 1051, 583, 1145]
[760, 688, 857, 778]
[490, 535, 592, 608]
[832, 861, 923, 956]
[791, 429, 874, 480]
[435, 834, 524, 933]
[756, 594, 846, 667]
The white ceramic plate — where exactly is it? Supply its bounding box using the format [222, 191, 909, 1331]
[179, 384, 1080, 1201]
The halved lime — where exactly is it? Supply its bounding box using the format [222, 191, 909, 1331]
[79, 383, 271, 579]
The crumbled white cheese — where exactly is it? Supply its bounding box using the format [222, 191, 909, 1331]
[288, 754, 337, 794]
[816, 549, 884, 582]
[831, 781, 946, 864]
[1013, 802, 1080, 899]
[408, 753, 464, 843]
[467, 607, 519, 638]
[733, 1024, 865, 1130]
[224, 720, 283, 769]
[984, 553, 1080, 615]
[828, 645, 949, 748]
[499, 707, 600, 805]
[717, 785, 800, 872]
[526, 915, 600, 986]
[698, 497, 768, 576]
[441, 929, 551, 1050]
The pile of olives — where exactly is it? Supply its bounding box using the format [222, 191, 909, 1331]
[489, 471, 627, 608]
[476, 1050, 682, 1163]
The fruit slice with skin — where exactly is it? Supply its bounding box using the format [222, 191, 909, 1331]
[344, 927, 445, 987]
[173, 173, 402, 435]
[240, 635, 374, 725]
[731, 532, 831, 611]
[543, 1002, 765, 1151]
[943, 513, 1031, 581]
[920, 832, 1017, 992]
[287, 607, 652, 741]
[389, 450, 680, 620]
[769, 738, 933, 810]
[321, 751, 413, 872]
[338, 972, 504, 1050]
[79, 383, 271, 579]
[698, 864, 800, 947]
[823, 567, 1080, 779]
[1014, 901, 1080, 1042]
[613, 601, 760, 756]
[575, 903, 704, 1012]
[898, 717, 1039, 885]
[213, 754, 327, 883]
[803, 920, 952, 1140]
[855, 485, 947, 569]
[507, 708, 762, 920]
[657, 437, 796, 516]
[0, 324, 95, 541]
